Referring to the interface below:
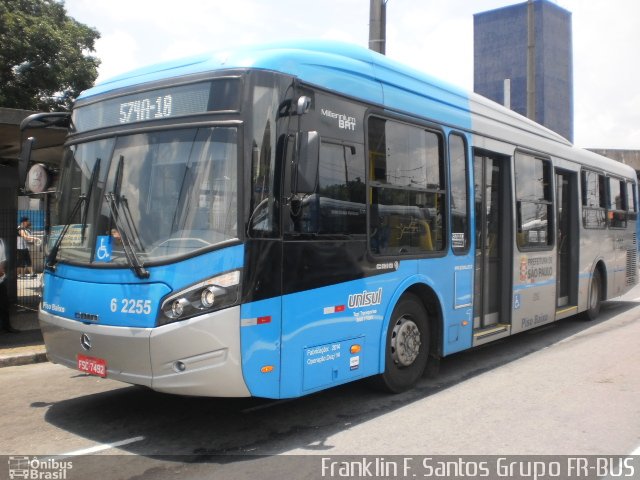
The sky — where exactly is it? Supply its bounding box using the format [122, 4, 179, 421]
[63, 0, 640, 150]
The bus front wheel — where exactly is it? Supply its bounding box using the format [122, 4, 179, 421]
[585, 269, 602, 320]
[376, 294, 429, 393]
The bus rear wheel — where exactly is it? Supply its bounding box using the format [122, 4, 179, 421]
[376, 294, 429, 393]
[584, 269, 602, 321]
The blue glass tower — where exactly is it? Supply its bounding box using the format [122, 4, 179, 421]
[474, 0, 573, 142]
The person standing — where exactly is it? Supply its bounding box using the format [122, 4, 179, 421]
[0, 237, 17, 333]
[17, 216, 35, 278]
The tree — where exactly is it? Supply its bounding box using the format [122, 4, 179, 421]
[0, 0, 100, 111]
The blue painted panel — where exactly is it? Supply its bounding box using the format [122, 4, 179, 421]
[278, 268, 401, 397]
[417, 254, 474, 356]
[42, 277, 170, 328]
[303, 337, 365, 391]
[454, 266, 474, 308]
[382, 84, 471, 129]
[240, 296, 282, 399]
[276, 254, 476, 397]
[373, 60, 471, 130]
[43, 244, 244, 328]
[51, 244, 244, 290]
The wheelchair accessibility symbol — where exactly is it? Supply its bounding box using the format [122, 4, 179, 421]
[513, 293, 522, 310]
[95, 235, 112, 262]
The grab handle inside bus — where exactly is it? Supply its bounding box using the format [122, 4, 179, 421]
[293, 130, 319, 194]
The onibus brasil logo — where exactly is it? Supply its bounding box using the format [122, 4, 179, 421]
[8, 456, 73, 479]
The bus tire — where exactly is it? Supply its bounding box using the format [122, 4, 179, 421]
[375, 293, 429, 393]
[584, 268, 602, 321]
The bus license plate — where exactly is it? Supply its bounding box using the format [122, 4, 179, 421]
[77, 354, 107, 378]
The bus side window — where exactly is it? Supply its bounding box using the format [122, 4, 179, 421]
[581, 169, 608, 229]
[367, 116, 445, 255]
[449, 133, 469, 254]
[288, 140, 366, 236]
[515, 153, 553, 249]
[627, 181, 638, 220]
[609, 177, 627, 229]
[316, 142, 366, 235]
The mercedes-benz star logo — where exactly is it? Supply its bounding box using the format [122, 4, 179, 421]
[80, 333, 92, 351]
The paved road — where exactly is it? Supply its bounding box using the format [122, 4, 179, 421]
[1, 288, 639, 479]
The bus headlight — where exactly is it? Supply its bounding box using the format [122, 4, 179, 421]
[158, 270, 241, 325]
[171, 298, 189, 318]
[201, 287, 217, 308]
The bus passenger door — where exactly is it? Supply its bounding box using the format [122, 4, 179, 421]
[473, 151, 512, 345]
[555, 169, 579, 313]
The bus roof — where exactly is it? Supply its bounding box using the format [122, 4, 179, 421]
[81, 40, 462, 105]
[78, 40, 561, 139]
[78, 40, 634, 179]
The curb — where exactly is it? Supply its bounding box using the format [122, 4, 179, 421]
[0, 349, 48, 368]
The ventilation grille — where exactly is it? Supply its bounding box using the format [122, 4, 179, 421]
[626, 248, 637, 286]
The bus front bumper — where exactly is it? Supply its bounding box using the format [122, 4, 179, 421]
[39, 307, 251, 397]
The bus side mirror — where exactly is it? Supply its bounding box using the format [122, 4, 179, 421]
[293, 131, 319, 194]
[18, 111, 71, 187]
[296, 96, 311, 115]
[19, 137, 35, 187]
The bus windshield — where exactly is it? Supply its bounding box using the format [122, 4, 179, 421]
[52, 127, 238, 266]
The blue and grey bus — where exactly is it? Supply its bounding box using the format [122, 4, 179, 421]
[24, 41, 637, 398]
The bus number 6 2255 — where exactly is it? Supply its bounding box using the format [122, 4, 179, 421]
[110, 298, 152, 315]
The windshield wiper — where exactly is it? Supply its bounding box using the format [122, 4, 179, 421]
[105, 190, 150, 279]
[80, 158, 100, 243]
[46, 159, 101, 271]
[104, 155, 148, 278]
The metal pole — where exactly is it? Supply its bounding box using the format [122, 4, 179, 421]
[526, 0, 536, 121]
[369, 0, 387, 54]
[504, 78, 511, 109]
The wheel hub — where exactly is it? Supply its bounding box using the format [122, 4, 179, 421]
[391, 317, 421, 367]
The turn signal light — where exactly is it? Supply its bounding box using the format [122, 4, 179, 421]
[350, 344, 361, 354]
[260, 365, 274, 373]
